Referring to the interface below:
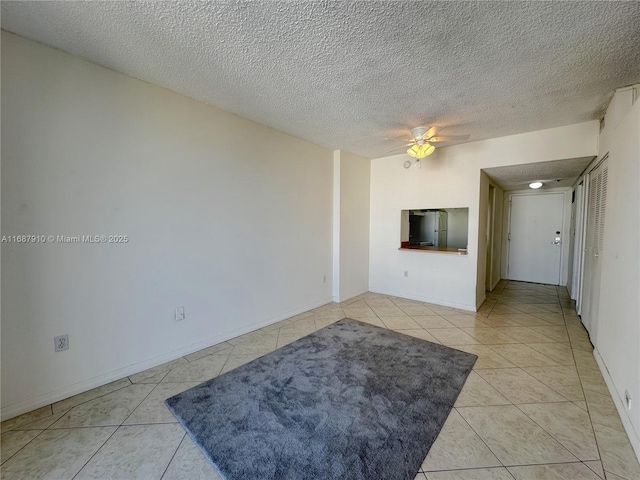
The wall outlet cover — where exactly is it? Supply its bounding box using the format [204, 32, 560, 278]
[54, 334, 69, 352]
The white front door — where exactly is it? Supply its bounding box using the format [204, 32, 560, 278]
[507, 193, 565, 285]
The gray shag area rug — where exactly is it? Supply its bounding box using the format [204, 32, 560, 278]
[166, 318, 476, 480]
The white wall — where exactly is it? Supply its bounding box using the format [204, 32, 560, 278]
[336, 151, 371, 302]
[587, 87, 640, 459]
[369, 122, 598, 311]
[1, 32, 335, 419]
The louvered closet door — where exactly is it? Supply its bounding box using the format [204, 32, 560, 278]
[581, 157, 608, 337]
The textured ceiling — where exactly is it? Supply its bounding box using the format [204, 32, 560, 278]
[1, 1, 639, 158]
[483, 157, 596, 191]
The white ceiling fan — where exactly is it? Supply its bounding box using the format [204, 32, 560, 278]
[384, 126, 470, 161]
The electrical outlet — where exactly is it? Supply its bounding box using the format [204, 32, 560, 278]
[175, 307, 185, 322]
[625, 390, 631, 410]
[54, 334, 69, 352]
[404, 271, 409, 277]
[322, 275, 327, 284]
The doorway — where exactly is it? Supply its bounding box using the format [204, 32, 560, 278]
[506, 192, 565, 285]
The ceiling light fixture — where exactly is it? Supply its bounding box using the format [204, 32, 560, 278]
[407, 142, 435, 159]
[529, 181, 543, 189]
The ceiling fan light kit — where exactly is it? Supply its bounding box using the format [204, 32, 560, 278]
[407, 143, 435, 159]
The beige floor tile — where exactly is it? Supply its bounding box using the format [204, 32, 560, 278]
[492, 327, 558, 344]
[461, 327, 519, 344]
[50, 384, 155, 428]
[517, 402, 599, 460]
[277, 318, 317, 335]
[573, 349, 599, 369]
[440, 315, 491, 328]
[276, 331, 311, 348]
[315, 317, 340, 329]
[132, 371, 170, 383]
[491, 305, 526, 315]
[449, 344, 516, 369]
[531, 313, 566, 325]
[528, 326, 569, 342]
[1, 406, 52, 433]
[508, 462, 602, 480]
[427, 328, 482, 346]
[391, 297, 424, 306]
[475, 368, 567, 404]
[51, 378, 133, 414]
[487, 344, 559, 367]
[380, 316, 422, 330]
[128, 357, 189, 384]
[507, 304, 554, 315]
[497, 313, 553, 326]
[342, 306, 378, 318]
[578, 366, 610, 396]
[412, 316, 456, 329]
[395, 329, 441, 344]
[425, 467, 514, 479]
[603, 471, 628, 480]
[123, 382, 198, 424]
[574, 400, 588, 411]
[162, 435, 222, 479]
[427, 305, 458, 315]
[349, 316, 387, 328]
[184, 342, 233, 362]
[13, 409, 70, 431]
[571, 338, 595, 351]
[584, 389, 626, 431]
[527, 343, 575, 365]
[219, 352, 265, 374]
[522, 365, 584, 401]
[400, 305, 440, 316]
[161, 354, 229, 383]
[1, 430, 42, 464]
[371, 305, 407, 317]
[312, 302, 345, 316]
[421, 409, 501, 472]
[479, 315, 524, 327]
[363, 297, 395, 307]
[454, 371, 511, 407]
[457, 405, 577, 465]
[592, 423, 640, 480]
[227, 334, 278, 355]
[584, 460, 605, 479]
[0, 427, 116, 480]
[74, 424, 184, 479]
[259, 319, 290, 333]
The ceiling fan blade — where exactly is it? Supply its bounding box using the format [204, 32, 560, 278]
[424, 126, 437, 139]
[381, 144, 413, 155]
[428, 134, 470, 143]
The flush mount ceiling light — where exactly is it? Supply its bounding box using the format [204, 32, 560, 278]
[529, 181, 543, 189]
[407, 142, 435, 159]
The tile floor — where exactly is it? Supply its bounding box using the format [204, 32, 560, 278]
[2, 281, 640, 479]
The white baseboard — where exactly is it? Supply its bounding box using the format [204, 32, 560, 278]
[1, 296, 334, 421]
[368, 286, 476, 312]
[593, 347, 640, 463]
